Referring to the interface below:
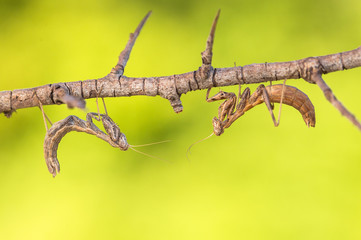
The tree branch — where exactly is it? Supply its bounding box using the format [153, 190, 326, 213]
[1, 11, 361, 129]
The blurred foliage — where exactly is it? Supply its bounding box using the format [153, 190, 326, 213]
[0, 0, 361, 239]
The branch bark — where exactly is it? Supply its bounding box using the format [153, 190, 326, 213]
[1, 11, 361, 129]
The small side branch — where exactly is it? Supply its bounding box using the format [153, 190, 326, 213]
[198, 9, 220, 81]
[311, 69, 361, 130]
[110, 11, 152, 79]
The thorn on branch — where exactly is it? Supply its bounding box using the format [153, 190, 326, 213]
[3, 110, 15, 118]
[110, 11, 152, 79]
[198, 9, 220, 81]
[168, 95, 183, 113]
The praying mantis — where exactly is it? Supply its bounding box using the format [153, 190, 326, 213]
[44, 113, 128, 177]
[206, 80, 316, 136]
[186, 81, 316, 158]
[43, 97, 169, 177]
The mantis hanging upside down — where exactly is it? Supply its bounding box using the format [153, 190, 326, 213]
[44, 113, 128, 177]
[186, 81, 316, 158]
[43, 95, 170, 177]
[206, 80, 316, 136]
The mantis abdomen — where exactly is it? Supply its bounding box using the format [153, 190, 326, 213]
[246, 84, 316, 127]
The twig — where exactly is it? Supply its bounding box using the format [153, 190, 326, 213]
[310, 69, 361, 130]
[198, 9, 220, 81]
[110, 11, 152, 78]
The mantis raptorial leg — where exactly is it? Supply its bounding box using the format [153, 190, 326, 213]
[206, 88, 237, 123]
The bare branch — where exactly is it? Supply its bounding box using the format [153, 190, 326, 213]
[1, 47, 360, 113]
[0, 12, 361, 131]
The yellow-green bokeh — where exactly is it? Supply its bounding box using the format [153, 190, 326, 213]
[0, 0, 361, 239]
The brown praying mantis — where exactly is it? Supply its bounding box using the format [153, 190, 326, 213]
[44, 113, 128, 177]
[187, 80, 315, 157]
[206, 80, 316, 136]
[43, 96, 169, 177]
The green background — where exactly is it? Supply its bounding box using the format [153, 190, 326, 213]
[0, 0, 361, 239]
